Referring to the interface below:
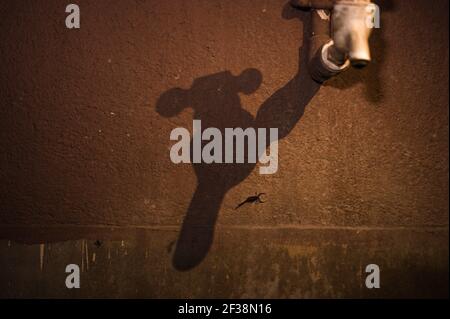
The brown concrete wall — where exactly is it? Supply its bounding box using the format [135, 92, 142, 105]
[0, 0, 448, 298]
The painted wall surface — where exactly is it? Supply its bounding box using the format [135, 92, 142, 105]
[0, 0, 448, 298]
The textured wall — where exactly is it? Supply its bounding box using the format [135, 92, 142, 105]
[0, 0, 448, 298]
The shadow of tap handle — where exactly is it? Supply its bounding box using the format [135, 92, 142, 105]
[172, 183, 226, 271]
[157, 2, 322, 271]
[161, 70, 261, 271]
[157, 70, 261, 271]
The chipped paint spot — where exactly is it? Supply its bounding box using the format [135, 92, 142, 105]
[81, 240, 84, 272]
[39, 244, 45, 271]
[85, 241, 89, 271]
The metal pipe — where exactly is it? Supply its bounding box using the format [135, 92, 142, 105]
[291, 0, 335, 10]
[307, 9, 350, 83]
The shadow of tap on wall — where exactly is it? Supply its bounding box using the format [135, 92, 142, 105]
[156, 4, 321, 271]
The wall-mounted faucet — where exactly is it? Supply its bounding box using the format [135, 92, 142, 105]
[291, 0, 378, 83]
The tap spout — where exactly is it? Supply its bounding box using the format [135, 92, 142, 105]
[292, 0, 377, 82]
[332, 0, 376, 68]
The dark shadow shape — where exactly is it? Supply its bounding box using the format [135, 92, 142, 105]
[156, 6, 320, 271]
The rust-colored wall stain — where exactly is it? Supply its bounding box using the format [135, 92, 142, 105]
[0, 0, 448, 298]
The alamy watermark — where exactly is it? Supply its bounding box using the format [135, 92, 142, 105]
[365, 264, 381, 289]
[169, 120, 279, 175]
[65, 264, 80, 289]
[366, 3, 381, 29]
[65, 4, 80, 29]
